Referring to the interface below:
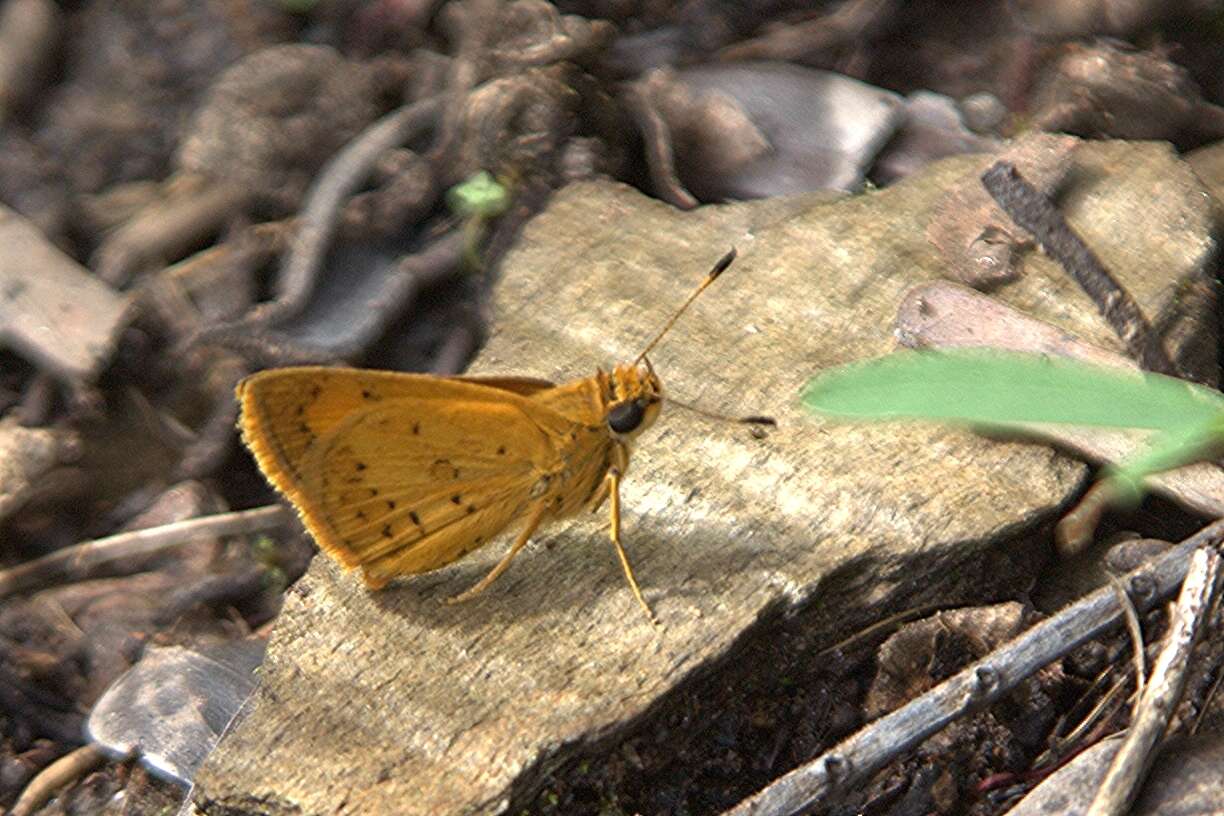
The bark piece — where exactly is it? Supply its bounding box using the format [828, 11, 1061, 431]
[0, 204, 131, 382]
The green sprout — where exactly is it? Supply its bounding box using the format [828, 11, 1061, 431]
[446, 170, 510, 219]
[801, 348, 1224, 505]
[445, 171, 511, 271]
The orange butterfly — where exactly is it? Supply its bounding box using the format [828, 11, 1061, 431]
[237, 249, 758, 622]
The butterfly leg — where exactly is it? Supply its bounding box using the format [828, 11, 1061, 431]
[585, 477, 611, 513]
[445, 500, 549, 605]
[606, 445, 658, 626]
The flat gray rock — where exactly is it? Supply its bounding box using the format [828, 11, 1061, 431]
[194, 141, 1216, 815]
[87, 640, 267, 786]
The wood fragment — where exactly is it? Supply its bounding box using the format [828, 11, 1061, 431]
[1085, 547, 1222, 816]
[721, 519, 1224, 816]
[0, 419, 76, 523]
[93, 179, 249, 286]
[0, 204, 132, 383]
[0, 505, 290, 599]
[718, 0, 897, 62]
[10, 745, 107, 816]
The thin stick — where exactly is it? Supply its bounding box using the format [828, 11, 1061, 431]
[1049, 672, 1130, 762]
[720, 518, 1224, 816]
[261, 95, 444, 324]
[1086, 546, 1222, 816]
[979, 161, 1176, 376]
[10, 745, 107, 816]
[1108, 572, 1148, 712]
[0, 505, 290, 599]
[622, 83, 699, 210]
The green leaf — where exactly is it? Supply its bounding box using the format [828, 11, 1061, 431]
[801, 349, 1224, 501]
[801, 349, 1224, 431]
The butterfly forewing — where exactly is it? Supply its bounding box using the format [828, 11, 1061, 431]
[239, 369, 586, 587]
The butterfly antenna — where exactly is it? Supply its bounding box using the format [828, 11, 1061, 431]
[634, 248, 737, 366]
[667, 398, 776, 426]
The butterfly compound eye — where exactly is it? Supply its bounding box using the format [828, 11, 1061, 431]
[608, 399, 646, 434]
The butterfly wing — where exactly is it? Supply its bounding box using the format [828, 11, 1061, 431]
[238, 367, 562, 485]
[238, 368, 574, 587]
[455, 375, 557, 396]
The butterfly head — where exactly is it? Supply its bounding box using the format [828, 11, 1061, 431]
[606, 360, 663, 438]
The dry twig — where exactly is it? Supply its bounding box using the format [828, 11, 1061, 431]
[621, 81, 698, 209]
[1107, 571, 1147, 713]
[0, 505, 289, 599]
[979, 161, 1176, 376]
[722, 519, 1224, 816]
[10, 745, 107, 816]
[1086, 546, 1222, 816]
[261, 95, 444, 324]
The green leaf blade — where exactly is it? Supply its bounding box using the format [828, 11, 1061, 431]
[1106, 414, 1224, 502]
[801, 349, 1224, 431]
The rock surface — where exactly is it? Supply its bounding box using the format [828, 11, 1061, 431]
[194, 141, 1216, 815]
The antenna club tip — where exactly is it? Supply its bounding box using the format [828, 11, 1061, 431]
[710, 247, 737, 280]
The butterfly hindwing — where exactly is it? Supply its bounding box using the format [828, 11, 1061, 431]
[305, 398, 557, 584]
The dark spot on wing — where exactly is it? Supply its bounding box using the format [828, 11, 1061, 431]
[412, 422, 421, 435]
[451, 494, 461, 505]
[409, 511, 422, 527]
[386, 500, 397, 510]
[381, 524, 393, 538]
[497, 446, 507, 455]
[430, 458, 460, 480]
